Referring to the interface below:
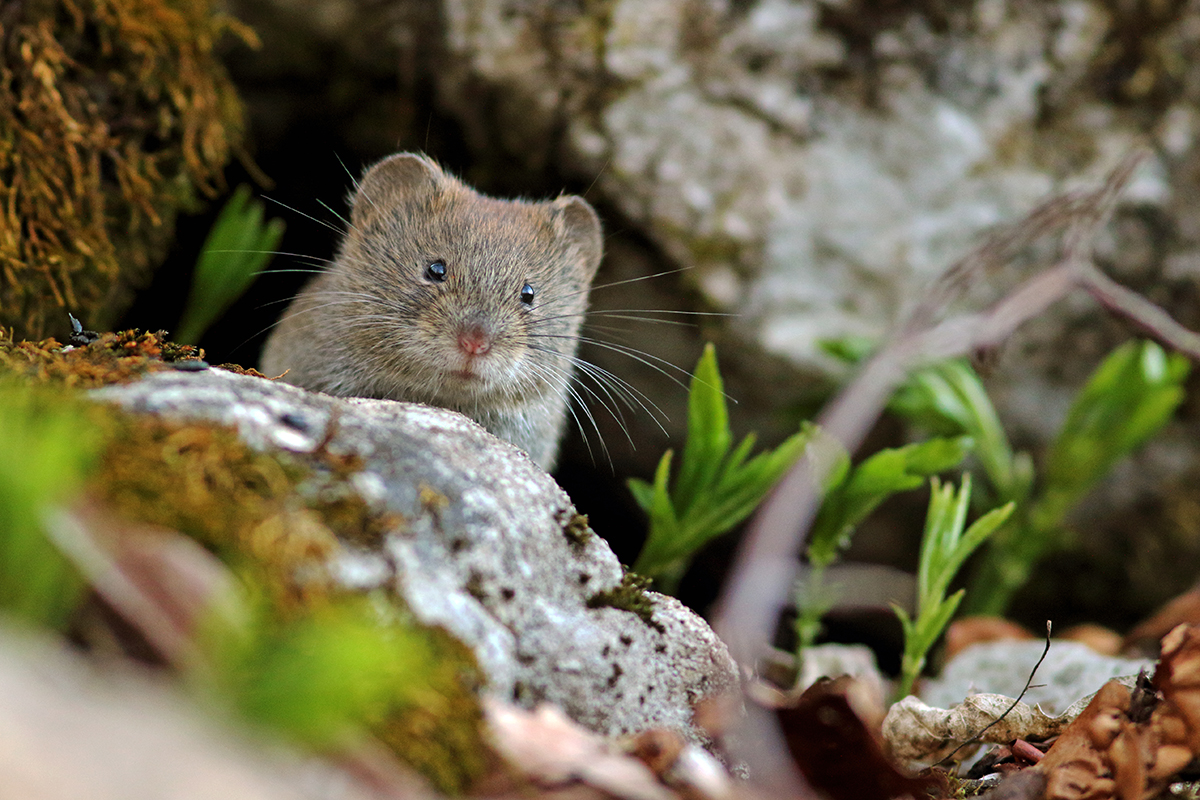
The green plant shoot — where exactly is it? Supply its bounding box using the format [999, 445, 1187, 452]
[629, 343, 811, 592]
[890, 358, 1033, 504]
[963, 339, 1188, 614]
[0, 382, 99, 629]
[794, 435, 971, 650]
[894, 475, 1013, 700]
[176, 185, 286, 344]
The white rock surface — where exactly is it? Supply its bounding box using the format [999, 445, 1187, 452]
[95, 369, 739, 744]
[921, 639, 1153, 715]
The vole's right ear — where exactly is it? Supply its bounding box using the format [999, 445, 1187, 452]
[350, 153, 445, 229]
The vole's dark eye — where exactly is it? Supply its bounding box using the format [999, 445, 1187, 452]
[520, 283, 536, 306]
[425, 260, 447, 282]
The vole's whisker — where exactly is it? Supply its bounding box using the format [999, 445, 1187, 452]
[524, 359, 613, 464]
[245, 298, 400, 343]
[207, 249, 335, 265]
[587, 309, 735, 319]
[317, 198, 358, 234]
[586, 267, 692, 295]
[529, 345, 633, 434]
[264, 196, 347, 237]
[532, 332, 695, 390]
[567, 355, 667, 438]
[587, 315, 695, 328]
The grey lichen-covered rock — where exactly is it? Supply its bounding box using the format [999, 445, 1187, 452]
[93, 369, 738, 743]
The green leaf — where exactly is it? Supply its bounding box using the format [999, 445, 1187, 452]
[633, 450, 682, 575]
[1046, 341, 1188, 499]
[817, 335, 878, 364]
[892, 359, 1020, 497]
[176, 185, 286, 344]
[626, 478, 655, 512]
[630, 346, 814, 584]
[895, 475, 1008, 699]
[807, 436, 970, 566]
[674, 344, 732, 513]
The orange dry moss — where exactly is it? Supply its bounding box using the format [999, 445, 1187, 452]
[0, 0, 255, 339]
[0, 328, 204, 387]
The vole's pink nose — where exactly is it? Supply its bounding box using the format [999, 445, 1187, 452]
[457, 326, 492, 356]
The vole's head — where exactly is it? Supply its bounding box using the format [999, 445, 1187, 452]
[334, 153, 603, 407]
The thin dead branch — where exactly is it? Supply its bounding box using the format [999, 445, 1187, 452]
[709, 150, 1200, 791]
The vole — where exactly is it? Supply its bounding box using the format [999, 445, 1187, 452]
[259, 153, 603, 470]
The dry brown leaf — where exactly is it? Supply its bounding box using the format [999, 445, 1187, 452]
[779, 677, 942, 800]
[482, 698, 676, 800]
[883, 694, 1076, 763]
[1034, 680, 1141, 800]
[1124, 585, 1200, 655]
[1060, 626, 1124, 657]
[979, 626, 1200, 800]
[1153, 624, 1200, 752]
[626, 730, 735, 800]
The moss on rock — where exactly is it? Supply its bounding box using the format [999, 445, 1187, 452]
[0, 333, 489, 792]
[1, 327, 205, 386]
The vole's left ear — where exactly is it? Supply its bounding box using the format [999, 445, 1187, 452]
[551, 195, 603, 281]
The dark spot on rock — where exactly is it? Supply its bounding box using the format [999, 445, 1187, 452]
[619, 634, 633, 647]
[602, 645, 611, 657]
[578, 572, 590, 585]
[744, 52, 769, 73]
[278, 412, 310, 431]
[639, 695, 646, 705]
[606, 662, 623, 689]
[655, 643, 668, 654]
[500, 587, 515, 601]
[464, 571, 486, 601]
[450, 538, 469, 554]
[516, 653, 536, 666]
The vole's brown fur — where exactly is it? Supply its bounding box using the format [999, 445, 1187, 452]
[260, 153, 603, 470]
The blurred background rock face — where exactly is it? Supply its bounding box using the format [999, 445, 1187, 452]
[118, 0, 1200, 626]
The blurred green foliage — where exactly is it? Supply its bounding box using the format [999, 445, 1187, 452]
[176, 185, 285, 344]
[202, 590, 458, 751]
[887, 341, 1189, 615]
[0, 382, 99, 629]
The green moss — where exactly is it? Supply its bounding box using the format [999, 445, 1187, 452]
[587, 569, 662, 632]
[562, 511, 595, 546]
[0, 0, 254, 340]
[0, 330, 489, 791]
[94, 416, 488, 788]
[374, 625, 489, 795]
